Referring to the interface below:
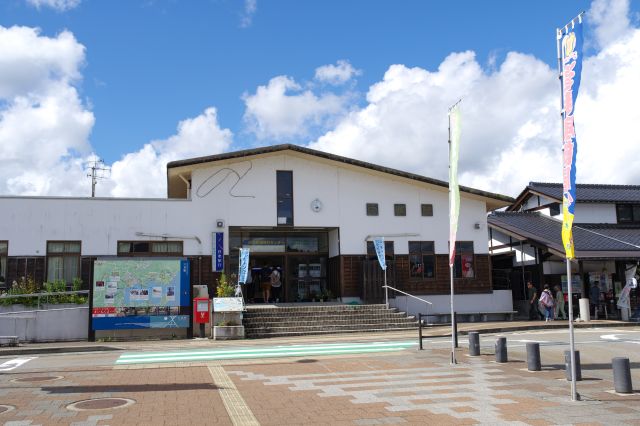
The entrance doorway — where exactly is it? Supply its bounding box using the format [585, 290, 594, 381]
[247, 255, 284, 303]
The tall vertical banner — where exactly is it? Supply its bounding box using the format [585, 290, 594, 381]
[373, 238, 387, 270]
[238, 248, 250, 284]
[213, 232, 224, 272]
[559, 18, 583, 260]
[448, 106, 461, 267]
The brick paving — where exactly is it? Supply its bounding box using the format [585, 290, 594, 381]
[1, 345, 640, 425]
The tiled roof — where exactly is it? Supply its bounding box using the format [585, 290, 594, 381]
[488, 211, 640, 259]
[527, 182, 640, 203]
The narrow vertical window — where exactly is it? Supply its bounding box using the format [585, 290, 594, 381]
[277, 171, 294, 226]
[409, 241, 435, 278]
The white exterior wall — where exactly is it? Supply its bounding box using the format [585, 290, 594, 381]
[573, 203, 617, 223]
[0, 152, 491, 258]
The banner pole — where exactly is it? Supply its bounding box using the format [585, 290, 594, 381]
[567, 259, 578, 400]
[384, 268, 389, 309]
[450, 264, 456, 364]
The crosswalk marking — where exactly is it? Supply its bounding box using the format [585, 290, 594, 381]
[0, 357, 36, 371]
[115, 341, 417, 365]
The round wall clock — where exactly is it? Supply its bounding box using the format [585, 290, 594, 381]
[310, 198, 323, 212]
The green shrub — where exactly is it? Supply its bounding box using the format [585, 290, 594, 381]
[216, 273, 235, 297]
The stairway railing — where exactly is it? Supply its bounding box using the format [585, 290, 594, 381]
[382, 285, 432, 321]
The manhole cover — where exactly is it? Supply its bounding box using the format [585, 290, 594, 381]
[11, 375, 63, 383]
[0, 405, 16, 414]
[67, 397, 135, 411]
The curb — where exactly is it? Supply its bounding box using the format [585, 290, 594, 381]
[0, 345, 122, 356]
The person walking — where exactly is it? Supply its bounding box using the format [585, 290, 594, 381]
[554, 285, 567, 320]
[270, 267, 282, 303]
[526, 281, 538, 320]
[539, 284, 555, 322]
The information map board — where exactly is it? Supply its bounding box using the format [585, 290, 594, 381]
[92, 258, 190, 330]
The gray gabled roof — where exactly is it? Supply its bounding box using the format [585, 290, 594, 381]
[509, 182, 640, 211]
[167, 144, 513, 206]
[488, 211, 640, 259]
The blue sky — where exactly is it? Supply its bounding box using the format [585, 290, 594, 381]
[1, 0, 639, 197]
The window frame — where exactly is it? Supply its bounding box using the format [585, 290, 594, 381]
[46, 240, 81, 285]
[453, 241, 475, 279]
[394, 203, 407, 217]
[616, 203, 640, 224]
[117, 241, 184, 257]
[276, 170, 294, 226]
[408, 241, 436, 279]
[366, 203, 379, 216]
[421, 204, 433, 217]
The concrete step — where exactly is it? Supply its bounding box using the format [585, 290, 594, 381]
[245, 324, 418, 339]
[243, 313, 413, 324]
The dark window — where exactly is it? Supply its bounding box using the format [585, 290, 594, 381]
[421, 204, 433, 217]
[47, 241, 81, 285]
[453, 241, 474, 279]
[409, 241, 436, 279]
[277, 171, 294, 226]
[118, 241, 183, 256]
[617, 204, 640, 224]
[366, 203, 379, 216]
[394, 204, 406, 216]
[0, 241, 7, 288]
[549, 203, 561, 216]
[367, 241, 395, 261]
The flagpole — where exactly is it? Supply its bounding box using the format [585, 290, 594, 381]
[448, 99, 461, 365]
[557, 12, 583, 402]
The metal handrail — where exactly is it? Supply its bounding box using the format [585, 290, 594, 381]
[382, 285, 432, 305]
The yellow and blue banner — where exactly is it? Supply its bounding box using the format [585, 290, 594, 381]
[558, 16, 583, 260]
[238, 247, 250, 284]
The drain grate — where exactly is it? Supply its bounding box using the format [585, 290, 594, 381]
[67, 397, 135, 411]
[0, 405, 16, 414]
[11, 375, 63, 383]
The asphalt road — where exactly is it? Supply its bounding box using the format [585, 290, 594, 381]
[2, 327, 639, 374]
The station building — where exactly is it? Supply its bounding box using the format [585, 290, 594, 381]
[0, 144, 514, 318]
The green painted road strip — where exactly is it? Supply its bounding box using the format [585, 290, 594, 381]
[115, 341, 418, 365]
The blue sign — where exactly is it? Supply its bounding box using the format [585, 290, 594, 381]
[214, 232, 224, 272]
[92, 315, 190, 330]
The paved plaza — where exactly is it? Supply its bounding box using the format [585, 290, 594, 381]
[1, 327, 640, 425]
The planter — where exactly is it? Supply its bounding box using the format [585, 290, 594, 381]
[213, 325, 245, 340]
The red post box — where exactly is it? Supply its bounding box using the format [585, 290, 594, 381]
[194, 297, 210, 324]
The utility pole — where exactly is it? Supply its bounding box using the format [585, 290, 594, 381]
[85, 158, 111, 197]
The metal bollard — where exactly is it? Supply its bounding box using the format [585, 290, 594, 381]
[526, 342, 541, 371]
[495, 337, 508, 363]
[612, 357, 633, 394]
[468, 332, 480, 356]
[564, 350, 582, 381]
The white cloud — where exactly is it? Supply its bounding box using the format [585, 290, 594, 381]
[26, 0, 81, 11]
[588, 0, 631, 48]
[243, 75, 347, 140]
[104, 108, 233, 198]
[240, 0, 257, 28]
[315, 60, 361, 85]
[308, 0, 640, 197]
[0, 26, 93, 196]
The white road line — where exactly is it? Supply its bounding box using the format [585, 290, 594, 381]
[0, 357, 36, 371]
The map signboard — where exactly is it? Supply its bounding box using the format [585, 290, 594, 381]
[92, 258, 190, 330]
